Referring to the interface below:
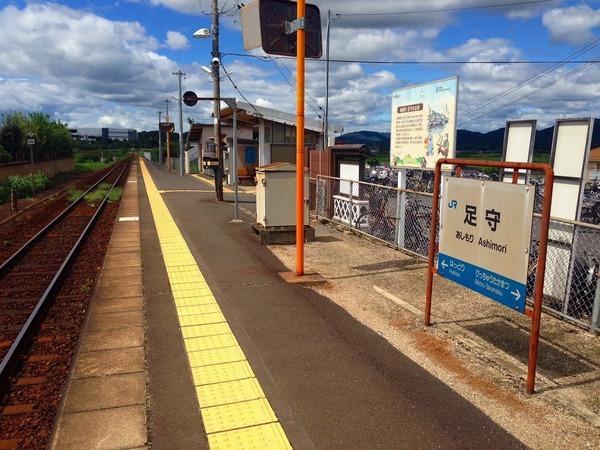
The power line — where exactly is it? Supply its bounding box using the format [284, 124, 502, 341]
[223, 52, 600, 65]
[333, 0, 553, 17]
[218, 59, 262, 117]
[459, 38, 600, 119]
[458, 57, 600, 126]
[271, 59, 324, 118]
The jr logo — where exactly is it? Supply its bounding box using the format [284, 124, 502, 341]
[448, 199, 458, 209]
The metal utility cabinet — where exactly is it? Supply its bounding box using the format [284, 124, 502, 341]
[256, 162, 309, 227]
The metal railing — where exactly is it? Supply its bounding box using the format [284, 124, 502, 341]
[315, 174, 600, 333]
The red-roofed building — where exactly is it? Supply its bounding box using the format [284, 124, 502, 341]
[588, 147, 600, 181]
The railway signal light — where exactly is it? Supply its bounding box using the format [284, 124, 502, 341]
[241, 0, 322, 58]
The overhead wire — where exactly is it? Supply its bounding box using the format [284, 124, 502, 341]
[332, 0, 553, 17]
[272, 59, 324, 119]
[458, 56, 600, 126]
[459, 38, 600, 120]
[218, 59, 263, 118]
[222, 52, 600, 65]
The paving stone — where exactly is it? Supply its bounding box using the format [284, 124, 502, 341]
[63, 373, 145, 413]
[98, 275, 143, 289]
[79, 327, 144, 352]
[87, 310, 143, 330]
[95, 284, 143, 299]
[108, 246, 141, 255]
[92, 296, 143, 313]
[51, 405, 146, 450]
[101, 267, 142, 279]
[74, 346, 144, 378]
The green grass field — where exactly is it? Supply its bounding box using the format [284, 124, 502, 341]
[75, 161, 112, 172]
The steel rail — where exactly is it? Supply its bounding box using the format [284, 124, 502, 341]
[0, 160, 128, 274]
[0, 160, 129, 399]
[0, 162, 122, 227]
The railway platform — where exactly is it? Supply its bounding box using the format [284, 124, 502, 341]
[46, 158, 522, 450]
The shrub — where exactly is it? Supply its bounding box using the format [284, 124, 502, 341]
[8, 172, 49, 198]
[0, 185, 10, 204]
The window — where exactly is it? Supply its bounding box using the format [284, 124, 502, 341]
[284, 125, 296, 144]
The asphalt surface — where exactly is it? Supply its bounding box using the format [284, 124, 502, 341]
[141, 163, 525, 450]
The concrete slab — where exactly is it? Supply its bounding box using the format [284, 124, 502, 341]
[108, 247, 141, 257]
[79, 327, 144, 352]
[74, 346, 144, 378]
[101, 267, 142, 279]
[95, 284, 143, 299]
[91, 296, 143, 313]
[51, 405, 146, 450]
[97, 276, 143, 289]
[103, 255, 142, 269]
[142, 162, 523, 450]
[87, 310, 143, 330]
[278, 271, 327, 286]
[63, 373, 145, 413]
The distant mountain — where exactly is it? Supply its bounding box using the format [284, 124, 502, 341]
[337, 119, 600, 155]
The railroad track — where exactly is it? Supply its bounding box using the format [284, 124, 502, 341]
[0, 158, 131, 449]
[0, 160, 129, 263]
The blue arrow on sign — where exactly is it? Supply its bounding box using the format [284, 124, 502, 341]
[438, 253, 526, 313]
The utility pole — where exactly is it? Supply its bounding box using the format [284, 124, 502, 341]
[211, 0, 224, 201]
[324, 9, 331, 152]
[296, 0, 306, 275]
[173, 70, 186, 176]
[157, 111, 162, 166]
[164, 98, 172, 171]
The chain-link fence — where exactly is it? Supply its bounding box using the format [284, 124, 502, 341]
[316, 175, 600, 333]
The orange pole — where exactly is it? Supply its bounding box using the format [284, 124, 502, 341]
[296, 0, 305, 276]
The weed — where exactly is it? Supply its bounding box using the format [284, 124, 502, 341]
[67, 187, 84, 202]
[107, 187, 123, 203]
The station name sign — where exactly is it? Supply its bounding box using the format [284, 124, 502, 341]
[438, 177, 534, 312]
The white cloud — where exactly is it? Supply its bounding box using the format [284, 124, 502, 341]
[165, 30, 189, 49]
[543, 4, 600, 44]
[0, 3, 206, 130]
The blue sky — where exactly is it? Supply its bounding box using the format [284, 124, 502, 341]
[0, 0, 599, 133]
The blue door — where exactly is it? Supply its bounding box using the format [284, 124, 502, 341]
[244, 146, 257, 165]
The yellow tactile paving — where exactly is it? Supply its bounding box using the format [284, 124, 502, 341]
[208, 423, 292, 450]
[173, 297, 217, 308]
[185, 333, 239, 353]
[187, 346, 246, 368]
[176, 303, 222, 317]
[196, 378, 265, 408]
[201, 398, 278, 434]
[140, 159, 291, 449]
[181, 323, 233, 339]
[178, 312, 227, 326]
[191, 360, 255, 386]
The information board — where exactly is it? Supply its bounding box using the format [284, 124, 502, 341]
[390, 77, 458, 169]
[438, 177, 534, 312]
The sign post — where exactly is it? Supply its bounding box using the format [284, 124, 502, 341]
[27, 134, 35, 198]
[425, 159, 554, 394]
[438, 177, 534, 312]
[240, 0, 323, 276]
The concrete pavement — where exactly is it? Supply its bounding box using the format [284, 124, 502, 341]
[141, 162, 524, 449]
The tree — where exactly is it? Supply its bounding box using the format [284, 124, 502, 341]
[0, 112, 72, 163]
[0, 112, 26, 161]
[0, 144, 9, 164]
